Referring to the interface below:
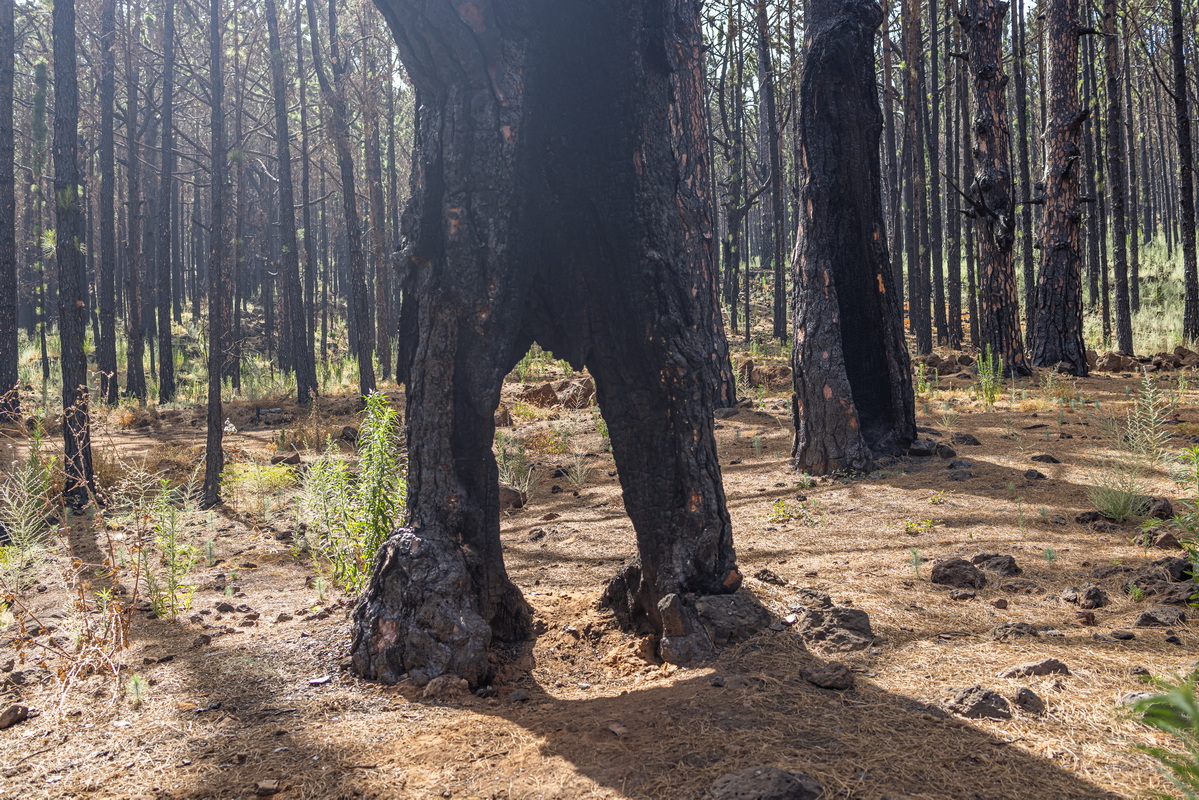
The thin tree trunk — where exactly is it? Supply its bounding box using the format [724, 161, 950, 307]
[0, 0, 17, 418]
[94, 0, 118, 405]
[1173, 0, 1199, 339]
[155, 0, 176, 402]
[53, 0, 96, 508]
[1103, 0, 1131, 353]
[124, 9, 146, 401]
[266, 0, 318, 405]
[1012, 0, 1035, 342]
[202, 0, 228, 508]
[754, 0, 787, 340]
[903, 0, 931, 354]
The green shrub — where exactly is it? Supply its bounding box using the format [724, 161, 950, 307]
[1132, 673, 1199, 799]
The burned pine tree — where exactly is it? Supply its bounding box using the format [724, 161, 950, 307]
[0, 0, 16, 418]
[1030, 0, 1088, 375]
[961, 0, 1031, 376]
[352, 0, 745, 687]
[790, 0, 914, 475]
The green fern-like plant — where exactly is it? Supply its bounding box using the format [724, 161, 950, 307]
[1132, 673, 1199, 799]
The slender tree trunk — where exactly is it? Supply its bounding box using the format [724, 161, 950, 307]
[1030, 0, 1087, 374]
[266, 0, 318, 405]
[903, 0, 931, 354]
[946, 6, 963, 349]
[53, 0, 96, 508]
[365, 37, 392, 381]
[297, 0, 317, 372]
[94, 0, 118, 405]
[961, 0, 1030, 375]
[1012, 0, 1035, 342]
[202, 0, 228, 508]
[792, 0, 915, 475]
[927, 0, 946, 345]
[1102, 0, 1131, 353]
[155, 0, 176, 402]
[1173, 0, 1199, 340]
[0, 0, 17, 418]
[1122, 12, 1139, 313]
[124, 10, 146, 401]
[307, 0, 375, 398]
[754, 0, 787, 340]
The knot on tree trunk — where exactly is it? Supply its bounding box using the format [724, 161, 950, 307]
[351, 527, 492, 687]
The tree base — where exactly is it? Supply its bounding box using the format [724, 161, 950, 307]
[351, 527, 527, 687]
[602, 559, 766, 665]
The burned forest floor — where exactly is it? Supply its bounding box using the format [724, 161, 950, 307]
[2, 347, 1198, 800]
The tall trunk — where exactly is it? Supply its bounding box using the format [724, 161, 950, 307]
[0, 0, 17, 418]
[792, 0, 915, 475]
[155, 0, 176, 402]
[754, 0, 787, 340]
[365, 36, 392, 381]
[1012, 0, 1035, 342]
[307, 0, 375, 398]
[296, 0, 317, 369]
[946, 1, 963, 349]
[902, 0, 931, 353]
[1103, 0, 1131, 353]
[1081, 29, 1101, 312]
[927, 0, 946, 345]
[53, 0, 96, 508]
[1173, 0, 1199, 339]
[123, 16, 146, 401]
[961, 0, 1030, 375]
[202, 0, 228, 508]
[1030, 0, 1087, 374]
[1122, 12, 1139, 313]
[95, 0, 118, 405]
[881, 12, 904, 303]
[355, 0, 742, 686]
[266, 0, 318, 405]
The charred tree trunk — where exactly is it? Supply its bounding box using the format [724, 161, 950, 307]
[791, 0, 915, 475]
[1173, 0, 1199, 340]
[0, 0, 16, 418]
[96, 0, 117, 405]
[123, 15, 147, 401]
[53, 0, 96, 508]
[1102, 0, 1131, 354]
[902, 0, 931, 354]
[1012, 0, 1035, 342]
[266, 0, 318, 405]
[754, 0, 788, 340]
[1030, 0, 1087, 375]
[155, 0, 176, 402]
[961, 0, 1030, 376]
[201, 0, 228, 508]
[354, 0, 742, 687]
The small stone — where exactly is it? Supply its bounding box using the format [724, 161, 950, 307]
[710, 675, 725, 687]
[509, 688, 530, 702]
[308, 675, 332, 686]
[989, 622, 1042, 641]
[1031, 454, 1061, 464]
[999, 658, 1071, 679]
[794, 607, 874, 652]
[1013, 688, 1046, 715]
[340, 425, 359, 443]
[991, 598, 1008, 609]
[753, 567, 787, 586]
[1129, 665, 1150, 677]
[935, 443, 957, 459]
[948, 589, 976, 601]
[191, 634, 212, 648]
[275, 613, 293, 623]
[973, 554, 1023, 576]
[1024, 469, 1047, 480]
[908, 438, 937, 457]
[269, 453, 301, 466]
[1110, 629, 1136, 640]
[949, 685, 1012, 720]
[255, 780, 280, 797]
[1146, 497, 1175, 520]
[1063, 585, 1109, 609]
[216, 601, 236, 613]
[930, 558, 987, 589]
[1166, 633, 1184, 645]
[708, 767, 822, 800]
[1075, 611, 1096, 626]
[1120, 691, 1156, 707]
[950, 433, 982, 446]
[801, 661, 855, 690]
[0, 704, 29, 730]
[947, 470, 974, 482]
[1135, 606, 1187, 628]
[948, 459, 972, 470]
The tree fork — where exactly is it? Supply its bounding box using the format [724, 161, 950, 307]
[355, 0, 743, 686]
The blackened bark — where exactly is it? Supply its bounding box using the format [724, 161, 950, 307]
[1030, 0, 1087, 375]
[961, 0, 1030, 376]
[265, 0, 318, 405]
[946, 10, 963, 350]
[927, 0, 946, 345]
[1012, 0, 1035, 342]
[124, 28, 146, 401]
[307, 0, 375, 398]
[96, 0, 117, 405]
[902, 0, 931, 354]
[791, 0, 914, 476]
[297, 0, 317, 364]
[155, 0, 176, 402]
[754, 0, 787, 340]
[0, 0, 16, 418]
[1173, 0, 1199, 339]
[1102, 0, 1131, 354]
[53, 0, 96, 508]
[201, 0, 228, 509]
[355, 0, 741, 685]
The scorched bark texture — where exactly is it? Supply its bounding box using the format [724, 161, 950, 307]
[790, 0, 915, 475]
[354, 0, 743, 686]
